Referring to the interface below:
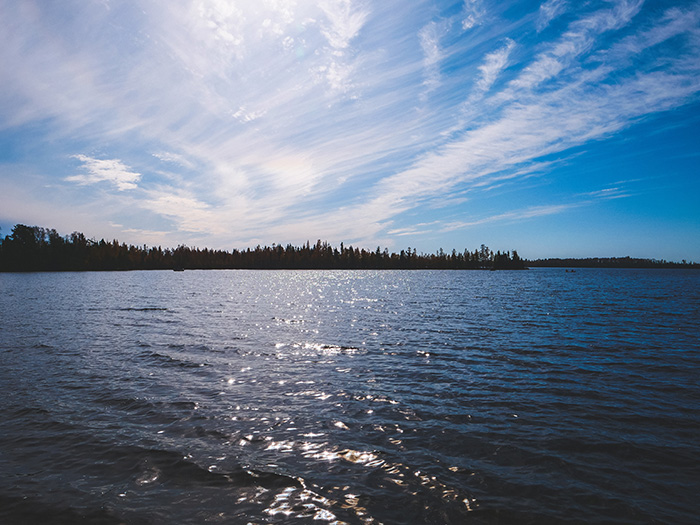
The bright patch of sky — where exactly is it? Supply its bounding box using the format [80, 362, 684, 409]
[1, 0, 699, 260]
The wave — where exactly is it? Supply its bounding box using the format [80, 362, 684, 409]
[139, 350, 208, 369]
[118, 307, 170, 312]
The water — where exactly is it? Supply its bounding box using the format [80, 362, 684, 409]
[1, 269, 698, 524]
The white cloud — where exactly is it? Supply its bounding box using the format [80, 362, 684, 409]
[152, 152, 196, 169]
[441, 203, 579, 231]
[475, 38, 516, 94]
[65, 155, 141, 191]
[536, 0, 568, 32]
[462, 0, 485, 31]
[591, 5, 700, 66]
[141, 190, 215, 233]
[510, 0, 644, 92]
[196, 0, 245, 47]
[318, 0, 368, 50]
[387, 223, 437, 236]
[579, 187, 630, 200]
[316, 0, 370, 93]
[419, 21, 448, 94]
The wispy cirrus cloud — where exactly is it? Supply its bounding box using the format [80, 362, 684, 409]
[462, 0, 486, 31]
[590, 5, 700, 66]
[509, 0, 643, 92]
[475, 38, 516, 95]
[441, 203, 580, 232]
[578, 187, 631, 200]
[317, 0, 370, 92]
[152, 152, 196, 170]
[319, 0, 369, 50]
[537, 0, 568, 32]
[325, 0, 700, 239]
[419, 20, 449, 95]
[141, 190, 215, 234]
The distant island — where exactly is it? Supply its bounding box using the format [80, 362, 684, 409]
[0, 224, 696, 272]
[527, 257, 698, 269]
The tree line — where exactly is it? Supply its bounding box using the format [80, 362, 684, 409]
[0, 224, 525, 272]
[527, 257, 698, 269]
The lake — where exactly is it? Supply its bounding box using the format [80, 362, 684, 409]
[1, 269, 698, 523]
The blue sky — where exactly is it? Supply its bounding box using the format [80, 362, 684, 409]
[1, 0, 699, 260]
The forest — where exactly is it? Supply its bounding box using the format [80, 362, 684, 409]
[0, 224, 525, 271]
[1, 224, 696, 272]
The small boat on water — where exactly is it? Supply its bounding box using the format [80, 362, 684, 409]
[173, 267, 185, 272]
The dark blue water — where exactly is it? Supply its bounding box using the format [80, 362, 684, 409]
[1, 269, 698, 523]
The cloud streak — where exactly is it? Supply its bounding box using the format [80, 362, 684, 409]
[475, 38, 516, 95]
[419, 20, 449, 95]
[537, 0, 568, 32]
[441, 203, 580, 232]
[462, 0, 486, 31]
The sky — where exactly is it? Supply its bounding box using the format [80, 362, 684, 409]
[1, 0, 699, 261]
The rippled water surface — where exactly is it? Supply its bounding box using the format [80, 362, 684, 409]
[1, 269, 699, 523]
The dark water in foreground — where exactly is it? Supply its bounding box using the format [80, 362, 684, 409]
[1, 269, 698, 524]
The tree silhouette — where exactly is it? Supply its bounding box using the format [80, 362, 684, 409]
[14, 222, 699, 271]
